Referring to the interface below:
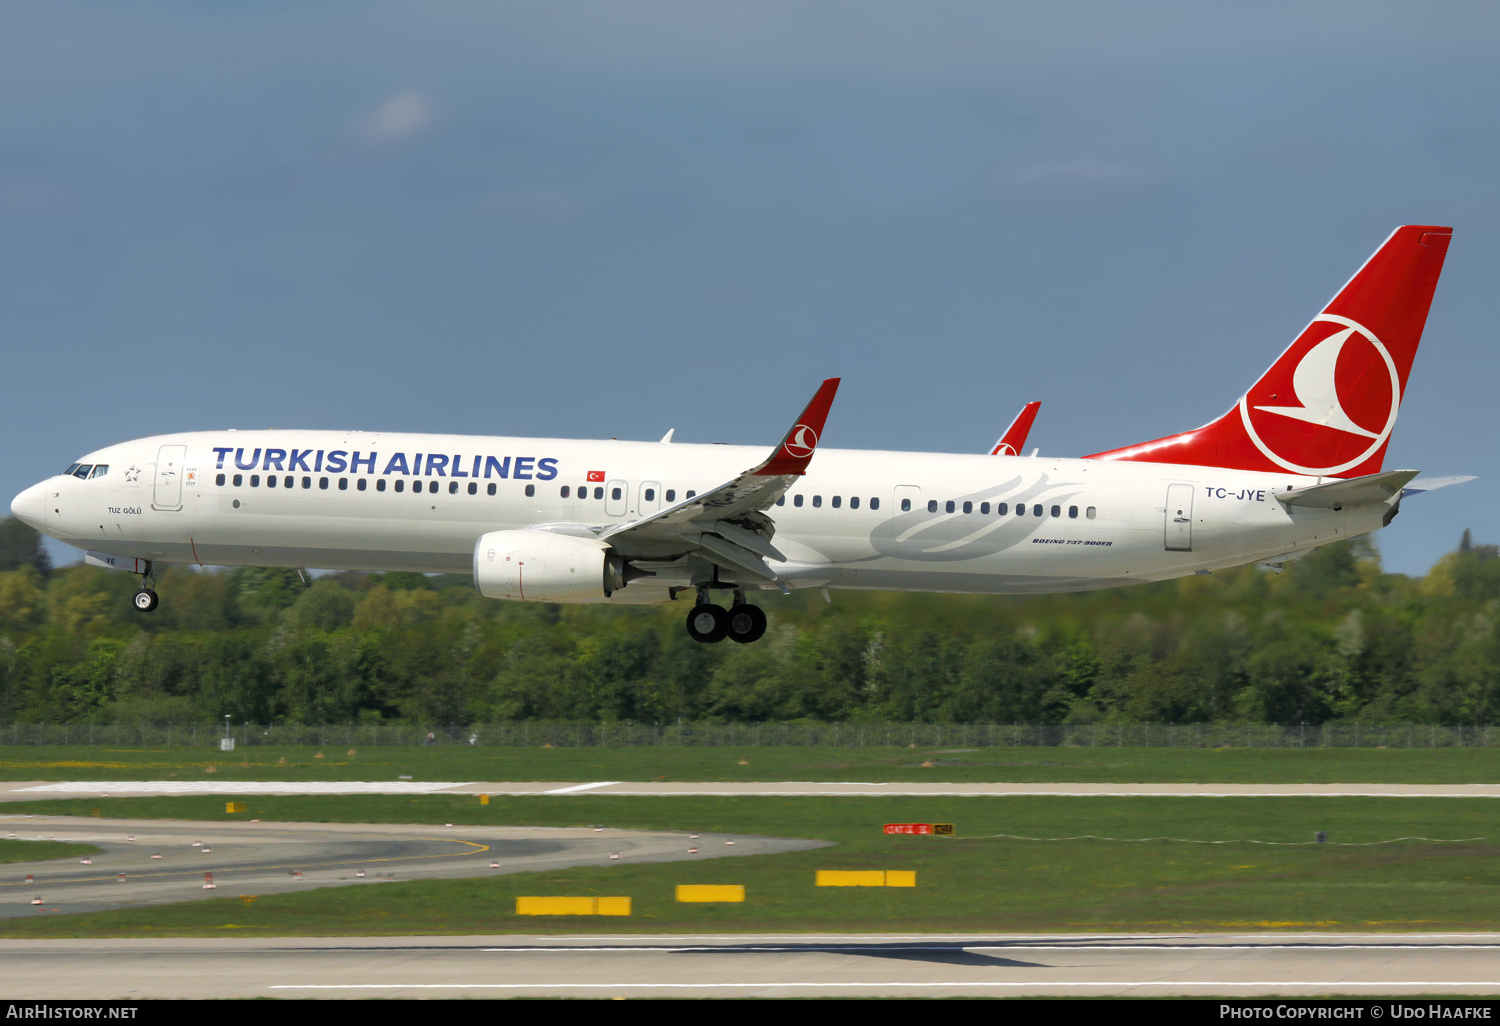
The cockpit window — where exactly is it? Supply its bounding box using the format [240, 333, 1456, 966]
[64, 463, 80, 477]
[72, 465, 93, 479]
[88, 465, 108, 480]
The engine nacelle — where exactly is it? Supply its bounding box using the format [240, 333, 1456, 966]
[473, 530, 617, 603]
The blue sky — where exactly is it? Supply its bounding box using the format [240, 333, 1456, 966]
[3, 2, 1498, 575]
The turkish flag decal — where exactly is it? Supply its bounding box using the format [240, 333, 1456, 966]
[587, 470, 606, 482]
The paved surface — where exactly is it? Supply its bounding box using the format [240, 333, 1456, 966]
[4, 933, 1500, 998]
[7, 780, 1500, 798]
[0, 814, 826, 919]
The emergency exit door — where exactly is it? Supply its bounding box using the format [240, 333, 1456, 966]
[153, 445, 187, 511]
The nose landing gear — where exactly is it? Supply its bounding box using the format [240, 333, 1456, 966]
[132, 561, 159, 613]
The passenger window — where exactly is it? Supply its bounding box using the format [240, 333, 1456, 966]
[301, 477, 310, 489]
[267, 475, 277, 489]
[997, 502, 1007, 515]
[487, 483, 496, 496]
[376, 479, 386, 492]
[794, 495, 804, 507]
[233, 474, 243, 487]
[1068, 505, 1078, 518]
[644, 488, 655, 502]
[1015, 502, 1023, 515]
[284, 476, 294, 488]
[927, 500, 937, 512]
[901, 498, 911, 512]
[1049, 504, 1058, 517]
[429, 481, 438, 494]
[812, 495, 822, 508]
[357, 479, 366, 491]
[394, 480, 404, 493]
[611, 487, 621, 500]
[561, 485, 571, 498]
[338, 478, 347, 491]
[215, 473, 225, 486]
[963, 501, 973, 514]
[686, 490, 696, 499]
[595, 487, 604, 499]
[320, 477, 329, 490]
[1086, 506, 1097, 519]
[831, 496, 841, 508]
[870, 497, 879, 510]
[250, 475, 261, 487]
[980, 502, 989, 514]
[468, 482, 477, 495]
[449, 481, 458, 494]
[1033, 504, 1043, 517]
[850, 496, 859, 509]
[666, 489, 676, 502]
[945, 500, 956, 513]
[89, 465, 108, 479]
[525, 484, 536, 497]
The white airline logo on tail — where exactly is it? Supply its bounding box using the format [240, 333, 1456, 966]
[1238, 314, 1402, 476]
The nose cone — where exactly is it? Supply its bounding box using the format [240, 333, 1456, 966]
[10, 481, 48, 531]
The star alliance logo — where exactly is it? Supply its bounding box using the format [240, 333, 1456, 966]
[124, 466, 141, 482]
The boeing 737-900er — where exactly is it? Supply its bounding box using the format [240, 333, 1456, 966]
[9, 225, 1466, 644]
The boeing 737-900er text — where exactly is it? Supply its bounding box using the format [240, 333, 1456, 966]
[9, 226, 1466, 644]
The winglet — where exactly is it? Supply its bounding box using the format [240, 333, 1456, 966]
[990, 401, 1041, 456]
[753, 378, 841, 476]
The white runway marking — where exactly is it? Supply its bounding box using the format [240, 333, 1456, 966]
[12, 781, 477, 795]
[270, 981, 1500, 991]
[541, 781, 622, 794]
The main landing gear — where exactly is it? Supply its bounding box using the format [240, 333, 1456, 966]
[685, 588, 767, 645]
[132, 561, 159, 613]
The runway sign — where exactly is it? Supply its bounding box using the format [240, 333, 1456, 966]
[226, 802, 246, 813]
[883, 823, 955, 835]
[516, 896, 632, 916]
[816, 870, 915, 887]
[676, 885, 745, 903]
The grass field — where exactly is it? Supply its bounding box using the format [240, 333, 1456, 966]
[0, 839, 98, 864]
[3, 793, 1499, 937]
[2, 744, 1499, 783]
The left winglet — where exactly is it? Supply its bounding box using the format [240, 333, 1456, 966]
[752, 377, 841, 476]
[990, 401, 1041, 456]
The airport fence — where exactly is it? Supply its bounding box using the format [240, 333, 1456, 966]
[2, 721, 1500, 748]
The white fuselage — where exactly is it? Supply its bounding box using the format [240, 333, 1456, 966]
[13, 429, 1385, 599]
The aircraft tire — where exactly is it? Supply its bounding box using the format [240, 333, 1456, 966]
[685, 604, 728, 643]
[726, 604, 767, 644]
[133, 589, 159, 613]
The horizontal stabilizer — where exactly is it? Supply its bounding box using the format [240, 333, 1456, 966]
[1277, 469, 1418, 509]
[1402, 475, 1477, 497]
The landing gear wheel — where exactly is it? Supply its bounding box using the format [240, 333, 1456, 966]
[133, 589, 159, 613]
[726, 604, 767, 644]
[685, 604, 728, 643]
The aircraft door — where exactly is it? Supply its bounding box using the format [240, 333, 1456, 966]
[153, 445, 187, 511]
[893, 484, 921, 516]
[639, 481, 663, 516]
[1164, 483, 1193, 551]
[605, 479, 629, 518]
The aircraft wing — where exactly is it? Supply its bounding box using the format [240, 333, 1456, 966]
[596, 378, 840, 582]
[1277, 469, 1419, 509]
[989, 401, 1041, 456]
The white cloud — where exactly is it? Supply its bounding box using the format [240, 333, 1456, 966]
[346, 90, 435, 144]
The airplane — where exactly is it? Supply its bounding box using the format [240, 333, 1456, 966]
[9, 225, 1459, 645]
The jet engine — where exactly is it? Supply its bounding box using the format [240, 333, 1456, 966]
[472, 530, 644, 603]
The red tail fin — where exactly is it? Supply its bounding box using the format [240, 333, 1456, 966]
[991, 401, 1041, 456]
[1086, 226, 1452, 477]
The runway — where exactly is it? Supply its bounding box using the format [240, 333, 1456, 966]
[4, 933, 1500, 998]
[8, 780, 1500, 798]
[0, 815, 826, 919]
